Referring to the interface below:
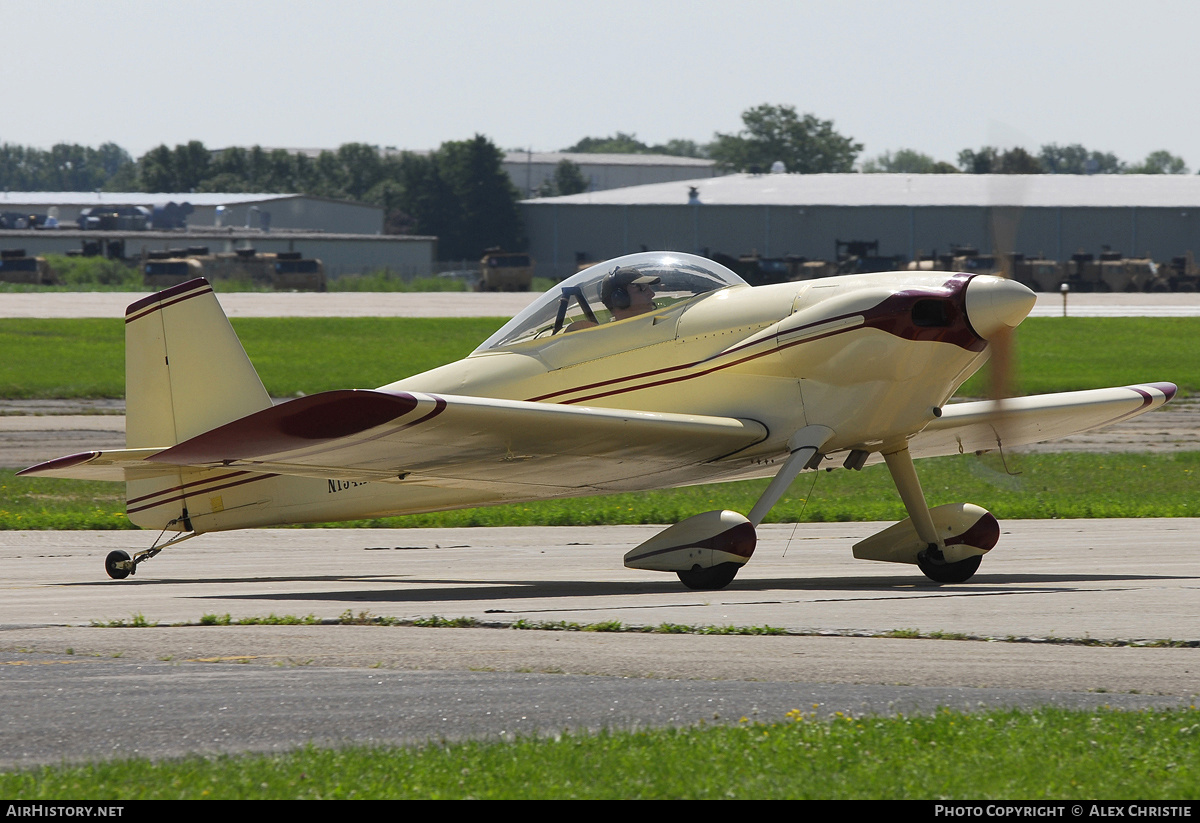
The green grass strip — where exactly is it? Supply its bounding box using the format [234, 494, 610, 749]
[3, 452, 1198, 530]
[0, 316, 1197, 399]
[2, 707, 1197, 799]
[0, 317, 505, 399]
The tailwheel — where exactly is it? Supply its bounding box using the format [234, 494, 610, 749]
[102, 530, 201, 580]
[917, 549, 982, 584]
[676, 562, 740, 591]
[105, 550, 133, 580]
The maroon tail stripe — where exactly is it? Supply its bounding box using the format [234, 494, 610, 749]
[125, 279, 213, 323]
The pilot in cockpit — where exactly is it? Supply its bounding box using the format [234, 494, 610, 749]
[563, 266, 662, 332]
[602, 267, 660, 321]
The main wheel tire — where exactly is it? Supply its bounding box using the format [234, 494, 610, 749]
[105, 550, 132, 580]
[917, 551, 981, 584]
[676, 562, 740, 591]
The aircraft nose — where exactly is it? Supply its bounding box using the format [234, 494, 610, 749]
[964, 276, 1036, 339]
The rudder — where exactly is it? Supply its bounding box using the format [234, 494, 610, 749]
[124, 278, 272, 530]
[124, 278, 271, 448]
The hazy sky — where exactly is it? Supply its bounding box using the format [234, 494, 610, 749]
[5, 0, 1198, 170]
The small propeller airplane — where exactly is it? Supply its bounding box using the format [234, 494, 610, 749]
[21, 251, 1175, 589]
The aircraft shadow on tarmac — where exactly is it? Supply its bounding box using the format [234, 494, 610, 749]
[74, 571, 1189, 605]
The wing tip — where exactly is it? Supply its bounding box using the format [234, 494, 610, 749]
[1140, 382, 1178, 403]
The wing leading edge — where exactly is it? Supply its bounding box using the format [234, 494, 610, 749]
[21, 390, 770, 490]
[901, 382, 1177, 461]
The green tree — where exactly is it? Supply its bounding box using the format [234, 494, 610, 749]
[861, 148, 957, 173]
[563, 132, 651, 154]
[394, 151, 456, 241]
[708, 104, 862, 173]
[436, 135, 524, 259]
[0, 142, 135, 191]
[1127, 150, 1189, 174]
[337, 143, 385, 201]
[648, 139, 707, 158]
[138, 145, 178, 191]
[562, 134, 706, 158]
[1038, 143, 1125, 174]
[536, 159, 589, 197]
[957, 146, 1044, 174]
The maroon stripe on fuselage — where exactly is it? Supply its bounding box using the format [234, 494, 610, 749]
[126, 469, 253, 506]
[126, 471, 279, 515]
[854, 275, 984, 353]
[530, 275, 982, 406]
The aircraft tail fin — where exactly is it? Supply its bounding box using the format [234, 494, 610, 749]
[123, 278, 273, 531]
[124, 278, 272, 449]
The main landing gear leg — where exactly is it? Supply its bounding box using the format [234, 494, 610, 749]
[882, 448, 981, 583]
[748, 425, 835, 527]
[104, 531, 199, 580]
[673, 440, 823, 590]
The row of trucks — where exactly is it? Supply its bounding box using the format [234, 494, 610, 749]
[710, 242, 1200, 292]
[142, 247, 325, 291]
[909, 247, 1200, 293]
[0, 244, 325, 290]
[0, 248, 56, 284]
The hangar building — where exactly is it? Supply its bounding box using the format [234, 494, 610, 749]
[502, 151, 717, 197]
[0, 192, 436, 278]
[520, 173, 1200, 281]
[0, 192, 383, 234]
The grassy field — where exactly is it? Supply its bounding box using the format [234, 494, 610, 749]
[4, 707, 1197, 799]
[0, 316, 1197, 399]
[3, 450, 1197, 530]
[0, 316, 505, 398]
[2, 315, 1197, 529]
[3, 314, 1195, 795]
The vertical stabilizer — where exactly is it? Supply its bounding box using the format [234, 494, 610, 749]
[125, 278, 271, 448]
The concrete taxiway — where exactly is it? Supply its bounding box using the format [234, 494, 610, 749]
[2, 290, 1197, 767]
[2, 520, 1197, 768]
[2, 522, 1197, 690]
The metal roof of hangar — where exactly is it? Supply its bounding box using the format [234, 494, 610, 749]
[0, 192, 313, 208]
[524, 173, 1200, 208]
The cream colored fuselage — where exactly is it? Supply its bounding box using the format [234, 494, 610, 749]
[385, 273, 989, 465]
[131, 271, 995, 533]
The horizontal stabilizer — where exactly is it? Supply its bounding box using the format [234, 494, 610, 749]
[19, 448, 171, 481]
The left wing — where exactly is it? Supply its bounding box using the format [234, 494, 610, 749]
[901, 382, 1177, 460]
[23, 390, 769, 491]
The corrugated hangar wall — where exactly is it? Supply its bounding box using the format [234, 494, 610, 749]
[521, 202, 1200, 280]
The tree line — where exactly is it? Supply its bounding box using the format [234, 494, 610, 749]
[2, 102, 1194, 256]
[0, 136, 523, 260]
[565, 104, 1191, 176]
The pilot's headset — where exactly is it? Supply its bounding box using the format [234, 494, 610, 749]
[600, 266, 639, 311]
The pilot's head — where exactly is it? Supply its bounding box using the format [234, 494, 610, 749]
[601, 267, 660, 319]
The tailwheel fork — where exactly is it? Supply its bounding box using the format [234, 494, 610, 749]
[103, 530, 200, 580]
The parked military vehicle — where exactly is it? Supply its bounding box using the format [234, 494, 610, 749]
[478, 250, 534, 291]
[1164, 253, 1200, 291]
[709, 253, 813, 285]
[0, 248, 56, 284]
[835, 239, 905, 274]
[1008, 254, 1065, 292]
[142, 247, 325, 290]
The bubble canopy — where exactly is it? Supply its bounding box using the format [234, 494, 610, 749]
[475, 252, 749, 352]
